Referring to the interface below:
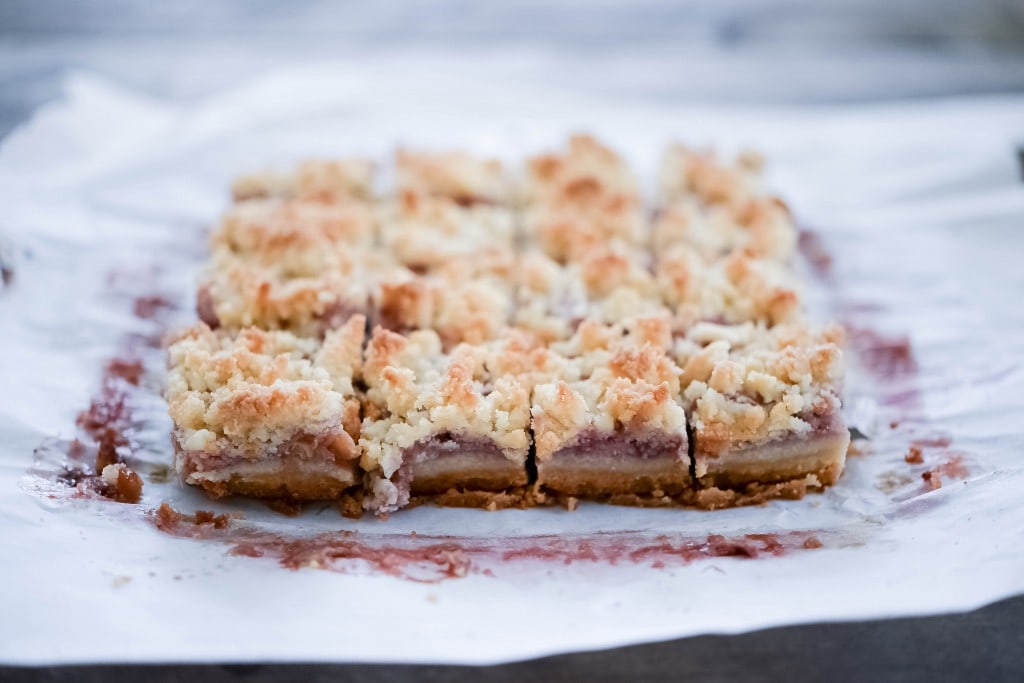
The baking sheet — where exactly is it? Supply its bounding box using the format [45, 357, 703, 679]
[1, 65, 1024, 665]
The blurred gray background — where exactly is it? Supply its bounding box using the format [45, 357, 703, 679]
[2, 0, 1024, 136]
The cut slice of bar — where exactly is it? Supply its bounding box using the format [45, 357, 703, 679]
[659, 144, 765, 206]
[675, 321, 849, 496]
[531, 315, 691, 499]
[656, 244, 803, 331]
[165, 317, 365, 500]
[395, 148, 514, 206]
[231, 158, 376, 203]
[197, 244, 369, 337]
[359, 327, 543, 513]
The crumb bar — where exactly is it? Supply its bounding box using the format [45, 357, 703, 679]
[359, 327, 540, 513]
[165, 317, 366, 500]
[532, 316, 691, 498]
[675, 321, 848, 494]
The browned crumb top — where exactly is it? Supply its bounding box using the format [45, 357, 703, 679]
[165, 317, 365, 457]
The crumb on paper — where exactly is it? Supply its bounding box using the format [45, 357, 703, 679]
[101, 463, 143, 503]
[111, 575, 132, 588]
[904, 446, 924, 464]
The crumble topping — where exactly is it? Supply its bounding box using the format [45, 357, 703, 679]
[231, 158, 376, 203]
[656, 245, 803, 329]
[674, 322, 845, 457]
[659, 144, 765, 206]
[214, 199, 376, 254]
[652, 196, 796, 262]
[199, 247, 369, 336]
[379, 191, 517, 270]
[395, 148, 513, 205]
[360, 327, 545, 511]
[166, 317, 365, 459]
[368, 248, 515, 347]
[515, 248, 665, 342]
[525, 134, 638, 202]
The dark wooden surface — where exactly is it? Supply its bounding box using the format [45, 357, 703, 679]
[2, 2, 1023, 679]
[2, 594, 1023, 681]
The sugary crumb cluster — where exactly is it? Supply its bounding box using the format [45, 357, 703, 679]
[167, 138, 847, 511]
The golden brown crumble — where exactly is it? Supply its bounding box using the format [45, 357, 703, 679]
[231, 159, 375, 203]
[532, 316, 687, 460]
[395, 148, 513, 205]
[675, 322, 845, 460]
[166, 317, 365, 458]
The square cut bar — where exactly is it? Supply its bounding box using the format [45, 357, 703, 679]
[515, 246, 666, 343]
[655, 244, 803, 331]
[395, 148, 515, 206]
[166, 316, 366, 500]
[231, 158, 376, 203]
[674, 321, 849, 496]
[531, 315, 691, 499]
[359, 326, 544, 513]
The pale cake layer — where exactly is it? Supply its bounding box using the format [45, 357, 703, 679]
[405, 434, 530, 495]
[537, 427, 690, 497]
[695, 425, 849, 489]
[180, 453, 361, 500]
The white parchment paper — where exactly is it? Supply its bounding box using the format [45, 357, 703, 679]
[2, 65, 1024, 665]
